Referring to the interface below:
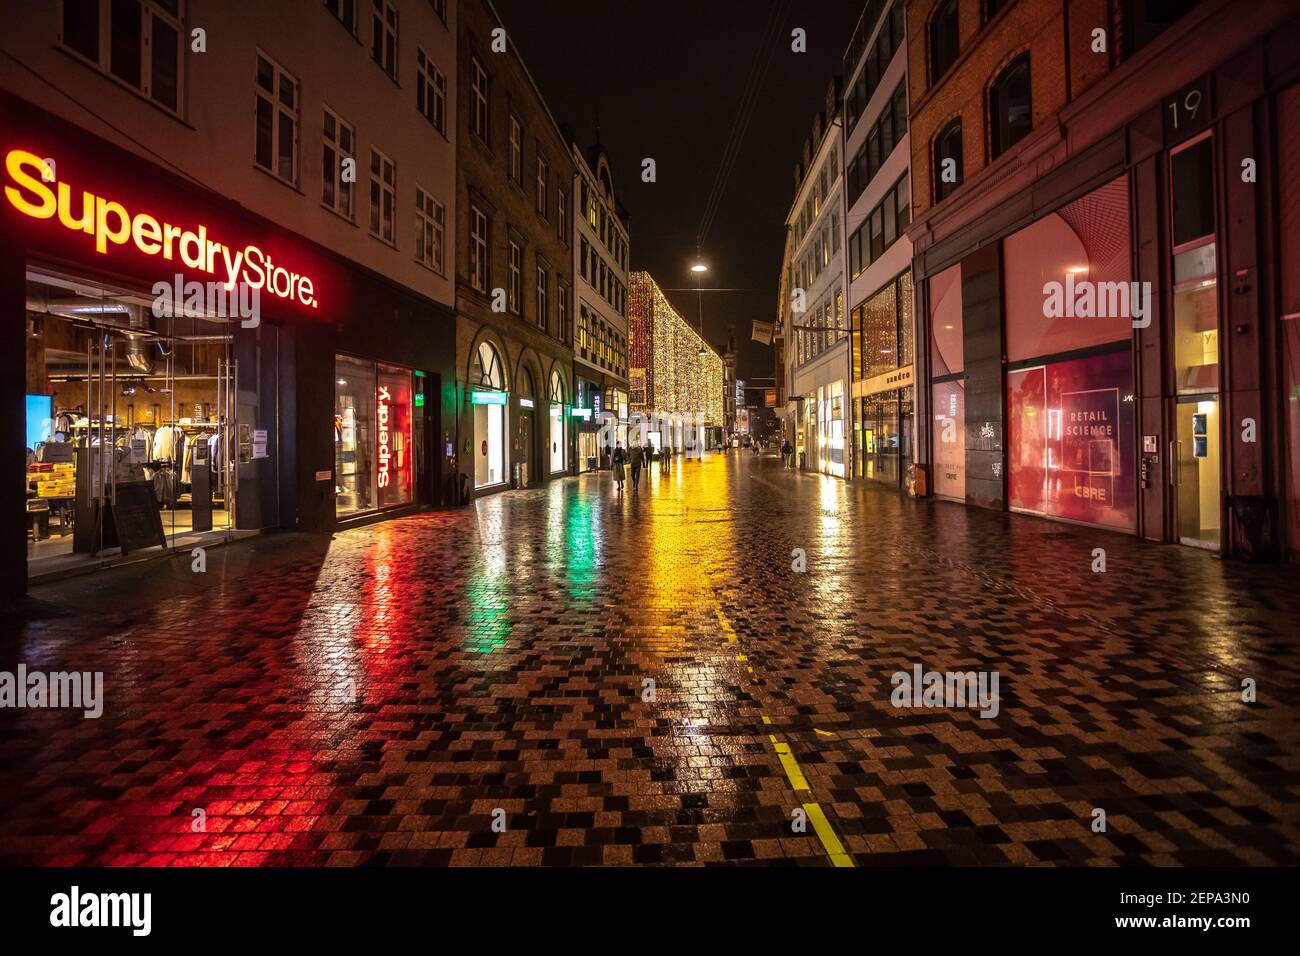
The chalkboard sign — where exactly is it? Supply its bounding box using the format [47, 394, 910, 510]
[111, 480, 166, 554]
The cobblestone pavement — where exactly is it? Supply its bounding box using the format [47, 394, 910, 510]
[1, 450, 1298, 866]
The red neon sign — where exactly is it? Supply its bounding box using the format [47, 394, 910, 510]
[377, 385, 392, 489]
[3, 148, 319, 309]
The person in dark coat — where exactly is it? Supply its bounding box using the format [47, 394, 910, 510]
[612, 442, 626, 492]
[661, 444, 671, 476]
[629, 442, 644, 490]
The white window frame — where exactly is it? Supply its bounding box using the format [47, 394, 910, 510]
[469, 205, 489, 292]
[322, 106, 355, 219]
[557, 185, 567, 243]
[254, 51, 299, 186]
[415, 187, 444, 274]
[324, 0, 357, 34]
[470, 57, 490, 144]
[369, 146, 396, 245]
[508, 239, 522, 313]
[508, 114, 522, 184]
[536, 264, 548, 330]
[416, 46, 446, 134]
[371, 0, 399, 81]
[536, 155, 548, 218]
[59, 0, 185, 113]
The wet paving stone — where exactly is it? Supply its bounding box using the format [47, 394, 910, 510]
[0, 451, 1297, 866]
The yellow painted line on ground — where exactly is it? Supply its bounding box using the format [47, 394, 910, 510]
[713, 600, 854, 867]
[804, 802, 855, 867]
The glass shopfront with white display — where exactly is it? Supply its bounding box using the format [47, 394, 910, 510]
[334, 355, 413, 517]
[471, 341, 507, 489]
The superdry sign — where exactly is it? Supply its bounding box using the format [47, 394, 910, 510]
[4, 149, 319, 309]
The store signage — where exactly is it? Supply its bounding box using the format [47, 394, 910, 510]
[519, 398, 535, 409]
[853, 364, 914, 399]
[4, 149, 319, 309]
[377, 385, 392, 489]
[471, 391, 507, 405]
[572, 407, 592, 420]
[593, 393, 603, 418]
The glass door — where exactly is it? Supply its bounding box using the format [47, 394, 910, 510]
[1174, 398, 1220, 548]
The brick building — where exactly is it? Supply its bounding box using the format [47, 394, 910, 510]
[454, 0, 575, 497]
[905, 0, 1300, 560]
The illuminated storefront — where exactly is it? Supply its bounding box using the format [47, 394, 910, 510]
[852, 271, 913, 486]
[1002, 177, 1136, 532]
[470, 342, 508, 489]
[335, 357, 414, 516]
[2, 92, 455, 596]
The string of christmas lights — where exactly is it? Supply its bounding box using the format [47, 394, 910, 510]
[629, 272, 724, 425]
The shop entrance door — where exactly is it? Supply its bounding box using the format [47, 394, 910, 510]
[518, 410, 532, 486]
[1174, 397, 1221, 549]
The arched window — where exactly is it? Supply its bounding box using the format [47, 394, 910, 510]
[934, 119, 963, 202]
[990, 54, 1032, 159]
[549, 368, 565, 405]
[472, 340, 504, 390]
[929, 0, 960, 85]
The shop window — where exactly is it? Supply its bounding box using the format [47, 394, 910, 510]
[469, 205, 489, 292]
[1007, 350, 1136, 531]
[376, 364, 413, 508]
[62, 0, 182, 112]
[549, 369, 566, 474]
[934, 119, 963, 201]
[929, 0, 960, 85]
[416, 46, 446, 133]
[255, 52, 298, 185]
[371, 0, 398, 81]
[929, 263, 963, 378]
[415, 188, 444, 273]
[1003, 175, 1132, 363]
[368, 147, 396, 245]
[990, 54, 1032, 159]
[322, 107, 355, 219]
[25, 269, 257, 569]
[471, 341, 507, 489]
[336, 355, 377, 516]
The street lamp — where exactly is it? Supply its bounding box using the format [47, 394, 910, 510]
[691, 261, 708, 354]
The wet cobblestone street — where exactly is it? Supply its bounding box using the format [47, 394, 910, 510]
[2, 450, 1297, 866]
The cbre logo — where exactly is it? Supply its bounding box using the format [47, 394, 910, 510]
[4, 148, 319, 309]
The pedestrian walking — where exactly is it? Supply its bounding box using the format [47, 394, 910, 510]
[612, 442, 626, 492]
[781, 438, 793, 470]
[661, 445, 671, 476]
[629, 442, 644, 490]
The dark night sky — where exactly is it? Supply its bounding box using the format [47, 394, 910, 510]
[495, 0, 863, 379]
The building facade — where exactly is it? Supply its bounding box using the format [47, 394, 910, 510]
[454, 0, 575, 496]
[571, 141, 630, 471]
[844, 0, 915, 489]
[906, 0, 1300, 560]
[784, 78, 850, 477]
[3, 0, 459, 598]
[628, 272, 724, 453]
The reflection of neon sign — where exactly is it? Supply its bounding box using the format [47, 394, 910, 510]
[4, 149, 318, 308]
[377, 385, 391, 489]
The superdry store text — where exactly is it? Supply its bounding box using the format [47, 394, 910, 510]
[1, 93, 456, 598]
